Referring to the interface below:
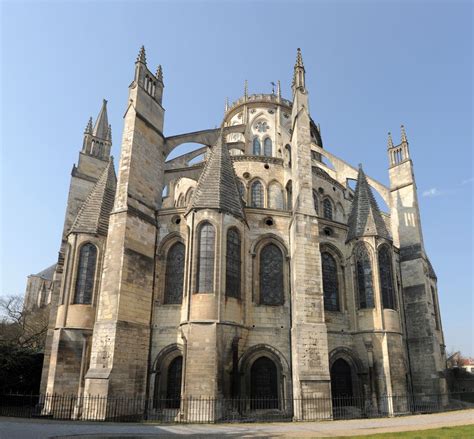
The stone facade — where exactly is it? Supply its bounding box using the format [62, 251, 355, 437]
[34, 47, 447, 419]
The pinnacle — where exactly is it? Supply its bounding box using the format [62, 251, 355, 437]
[156, 64, 163, 82]
[387, 132, 394, 149]
[136, 45, 147, 64]
[93, 99, 109, 140]
[295, 47, 304, 68]
[85, 117, 93, 134]
[401, 124, 407, 143]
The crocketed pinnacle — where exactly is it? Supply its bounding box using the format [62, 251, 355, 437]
[387, 132, 394, 149]
[295, 47, 304, 68]
[136, 45, 147, 64]
[93, 99, 109, 140]
[346, 165, 391, 242]
[85, 117, 93, 134]
[401, 125, 407, 143]
[188, 129, 245, 219]
[69, 158, 117, 236]
[156, 65, 163, 82]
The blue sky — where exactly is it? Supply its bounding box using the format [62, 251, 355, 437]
[1, 1, 472, 355]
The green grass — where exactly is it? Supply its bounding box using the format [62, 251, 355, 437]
[332, 424, 474, 438]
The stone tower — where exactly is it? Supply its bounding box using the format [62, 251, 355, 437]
[83, 46, 166, 410]
[387, 128, 446, 395]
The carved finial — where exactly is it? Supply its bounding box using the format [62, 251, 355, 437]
[295, 47, 304, 68]
[401, 124, 407, 143]
[387, 132, 394, 149]
[244, 80, 248, 100]
[85, 117, 93, 134]
[136, 45, 146, 64]
[277, 80, 281, 99]
[156, 65, 163, 82]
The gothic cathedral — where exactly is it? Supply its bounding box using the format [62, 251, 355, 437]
[34, 47, 447, 420]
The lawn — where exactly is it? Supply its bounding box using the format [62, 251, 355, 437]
[332, 424, 474, 438]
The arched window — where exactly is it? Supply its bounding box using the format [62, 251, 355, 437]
[251, 357, 279, 409]
[313, 190, 319, 215]
[237, 180, 246, 205]
[73, 243, 97, 304]
[263, 138, 272, 157]
[322, 252, 339, 311]
[260, 244, 284, 305]
[253, 137, 261, 155]
[251, 181, 264, 208]
[355, 245, 374, 308]
[378, 246, 396, 310]
[323, 198, 333, 220]
[166, 356, 183, 408]
[226, 228, 241, 298]
[268, 182, 284, 210]
[196, 222, 215, 293]
[285, 144, 292, 168]
[164, 242, 185, 304]
[185, 188, 194, 205]
[286, 181, 292, 211]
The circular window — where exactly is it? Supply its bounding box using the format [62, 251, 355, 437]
[243, 172, 251, 180]
[171, 215, 181, 225]
[318, 187, 324, 194]
[323, 227, 333, 236]
[264, 164, 270, 170]
[264, 217, 274, 226]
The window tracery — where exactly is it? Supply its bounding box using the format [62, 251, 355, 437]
[164, 242, 185, 304]
[251, 181, 264, 208]
[226, 228, 241, 298]
[196, 223, 215, 293]
[322, 251, 339, 311]
[355, 244, 374, 308]
[260, 244, 284, 305]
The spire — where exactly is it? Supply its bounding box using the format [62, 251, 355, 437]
[346, 165, 391, 242]
[244, 80, 248, 100]
[401, 124, 407, 143]
[156, 64, 163, 83]
[188, 129, 245, 220]
[84, 117, 93, 134]
[93, 99, 109, 140]
[292, 47, 306, 92]
[136, 45, 147, 64]
[69, 158, 117, 236]
[387, 132, 394, 149]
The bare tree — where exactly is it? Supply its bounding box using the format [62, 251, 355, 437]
[0, 294, 49, 351]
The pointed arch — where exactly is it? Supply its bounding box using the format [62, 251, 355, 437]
[252, 137, 261, 155]
[268, 181, 284, 210]
[164, 242, 185, 304]
[225, 227, 241, 299]
[73, 243, 98, 305]
[196, 221, 215, 293]
[378, 244, 396, 310]
[250, 180, 264, 208]
[354, 243, 374, 309]
[321, 251, 339, 311]
[323, 197, 333, 220]
[263, 137, 272, 157]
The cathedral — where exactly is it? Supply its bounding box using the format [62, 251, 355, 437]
[34, 47, 447, 420]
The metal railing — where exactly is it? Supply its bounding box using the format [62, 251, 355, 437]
[0, 392, 473, 423]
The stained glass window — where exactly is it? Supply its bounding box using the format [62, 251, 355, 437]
[73, 243, 97, 304]
[378, 246, 396, 310]
[323, 198, 333, 220]
[196, 222, 215, 293]
[264, 138, 272, 157]
[253, 137, 261, 155]
[260, 244, 284, 305]
[356, 245, 374, 308]
[226, 228, 241, 298]
[313, 190, 319, 215]
[269, 183, 284, 210]
[164, 242, 185, 304]
[322, 252, 339, 311]
[251, 181, 264, 208]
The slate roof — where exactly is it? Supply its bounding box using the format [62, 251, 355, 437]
[33, 264, 57, 280]
[69, 158, 117, 236]
[346, 165, 391, 242]
[188, 129, 245, 220]
[93, 99, 110, 140]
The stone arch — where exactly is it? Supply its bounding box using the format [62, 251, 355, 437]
[320, 243, 345, 312]
[329, 347, 365, 401]
[238, 344, 291, 410]
[72, 241, 99, 305]
[151, 343, 184, 407]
